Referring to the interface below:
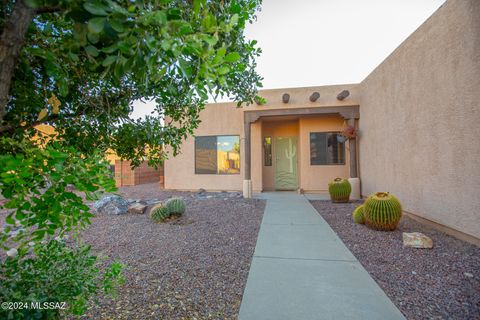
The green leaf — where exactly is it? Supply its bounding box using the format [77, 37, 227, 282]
[88, 17, 106, 34]
[229, 14, 239, 27]
[108, 19, 126, 33]
[102, 55, 117, 67]
[102, 44, 118, 54]
[217, 66, 230, 75]
[85, 45, 99, 57]
[212, 47, 226, 64]
[224, 52, 240, 63]
[83, 2, 109, 16]
[200, 34, 217, 46]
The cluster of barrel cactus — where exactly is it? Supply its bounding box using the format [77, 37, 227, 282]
[328, 178, 351, 203]
[352, 192, 402, 231]
[149, 197, 186, 223]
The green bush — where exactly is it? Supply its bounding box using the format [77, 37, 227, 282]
[352, 205, 365, 224]
[150, 204, 170, 223]
[165, 197, 186, 216]
[328, 177, 351, 203]
[0, 240, 124, 319]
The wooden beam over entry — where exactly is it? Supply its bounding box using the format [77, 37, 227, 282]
[244, 105, 359, 124]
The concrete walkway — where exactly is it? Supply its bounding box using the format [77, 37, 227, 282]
[239, 192, 405, 320]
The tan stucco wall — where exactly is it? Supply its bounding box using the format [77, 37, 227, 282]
[299, 117, 350, 192]
[164, 104, 244, 191]
[359, 0, 480, 238]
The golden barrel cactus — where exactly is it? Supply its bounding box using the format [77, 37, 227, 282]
[328, 177, 351, 203]
[364, 192, 402, 231]
[352, 205, 365, 224]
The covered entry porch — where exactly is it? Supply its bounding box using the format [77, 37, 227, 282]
[242, 106, 359, 197]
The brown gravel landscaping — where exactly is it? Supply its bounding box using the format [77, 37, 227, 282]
[78, 183, 265, 319]
[310, 200, 480, 320]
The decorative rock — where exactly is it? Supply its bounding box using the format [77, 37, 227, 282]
[128, 202, 147, 214]
[403, 232, 433, 249]
[94, 195, 129, 215]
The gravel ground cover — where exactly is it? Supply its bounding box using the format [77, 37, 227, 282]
[76, 184, 265, 319]
[310, 200, 480, 320]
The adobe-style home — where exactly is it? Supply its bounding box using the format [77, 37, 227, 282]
[164, 0, 479, 243]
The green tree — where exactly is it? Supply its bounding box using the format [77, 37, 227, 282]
[0, 0, 262, 318]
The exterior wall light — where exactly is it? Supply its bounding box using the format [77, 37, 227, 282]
[282, 93, 290, 103]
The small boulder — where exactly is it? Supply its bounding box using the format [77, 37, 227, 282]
[94, 195, 129, 215]
[403, 232, 433, 249]
[128, 202, 147, 214]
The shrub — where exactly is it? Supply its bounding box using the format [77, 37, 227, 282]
[165, 197, 186, 216]
[149, 204, 170, 223]
[352, 205, 365, 224]
[0, 240, 124, 319]
[363, 192, 402, 231]
[328, 178, 351, 203]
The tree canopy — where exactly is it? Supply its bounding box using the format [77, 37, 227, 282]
[0, 1, 262, 317]
[1, 0, 262, 165]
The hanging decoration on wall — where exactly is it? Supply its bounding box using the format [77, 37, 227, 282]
[341, 124, 358, 140]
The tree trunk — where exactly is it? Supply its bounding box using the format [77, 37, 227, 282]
[0, 0, 34, 125]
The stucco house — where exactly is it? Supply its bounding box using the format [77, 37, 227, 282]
[164, 0, 479, 244]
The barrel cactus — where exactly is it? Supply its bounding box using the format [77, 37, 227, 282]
[352, 205, 365, 224]
[363, 192, 402, 231]
[328, 178, 351, 203]
[165, 197, 186, 216]
[150, 204, 170, 223]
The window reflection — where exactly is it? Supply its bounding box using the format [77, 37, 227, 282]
[195, 136, 240, 174]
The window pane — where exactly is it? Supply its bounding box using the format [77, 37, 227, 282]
[310, 132, 345, 165]
[195, 136, 217, 174]
[327, 133, 345, 164]
[264, 137, 272, 166]
[217, 136, 240, 174]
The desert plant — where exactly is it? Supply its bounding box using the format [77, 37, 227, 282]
[363, 192, 402, 231]
[149, 204, 170, 223]
[352, 205, 365, 224]
[328, 178, 351, 203]
[165, 197, 186, 216]
[0, 240, 124, 319]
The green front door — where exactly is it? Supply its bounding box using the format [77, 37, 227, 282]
[275, 137, 298, 190]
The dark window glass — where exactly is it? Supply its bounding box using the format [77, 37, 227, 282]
[195, 136, 240, 174]
[310, 132, 345, 165]
[195, 136, 217, 174]
[263, 137, 272, 166]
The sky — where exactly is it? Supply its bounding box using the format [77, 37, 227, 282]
[130, 0, 445, 119]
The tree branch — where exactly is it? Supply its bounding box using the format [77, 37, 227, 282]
[0, 0, 35, 126]
[35, 6, 62, 14]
